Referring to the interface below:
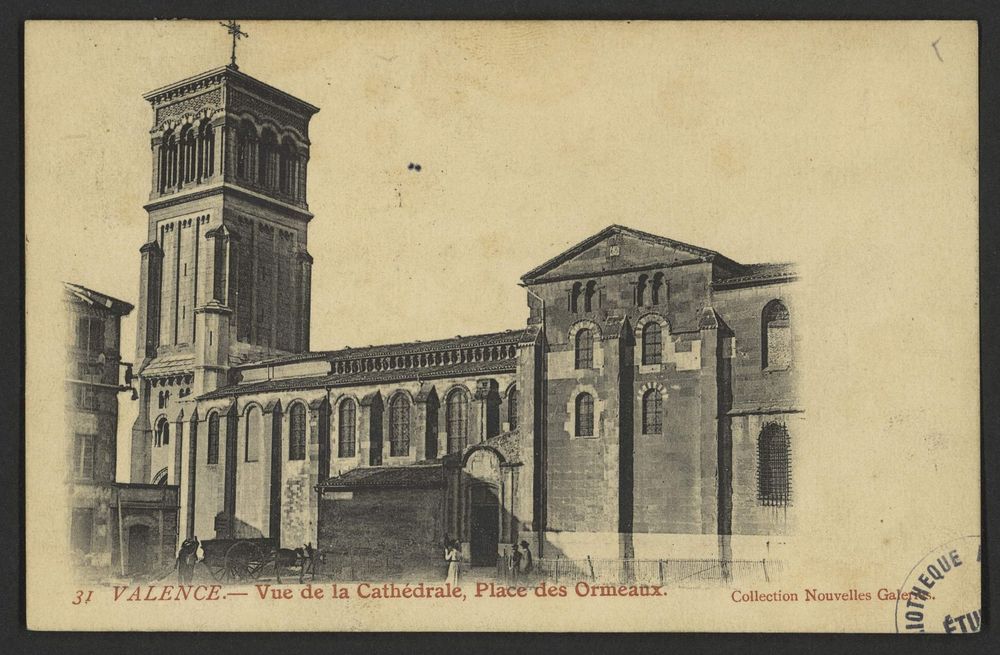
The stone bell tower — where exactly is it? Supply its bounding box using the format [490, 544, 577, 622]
[131, 63, 320, 483]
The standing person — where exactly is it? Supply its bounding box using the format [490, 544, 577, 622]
[509, 542, 522, 581]
[519, 540, 533, 577]
[177, 536, 199, 584]
[444, 539, 460, 586]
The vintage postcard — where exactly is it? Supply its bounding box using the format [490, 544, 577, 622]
[25, 21, 980, 632]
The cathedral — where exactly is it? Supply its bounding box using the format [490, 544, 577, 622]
[130, 63, 801, 576]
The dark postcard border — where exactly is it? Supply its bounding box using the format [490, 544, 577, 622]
[3, 2, 997, 655]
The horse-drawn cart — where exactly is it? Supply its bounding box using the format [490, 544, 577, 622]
[199, 538, 318, 583]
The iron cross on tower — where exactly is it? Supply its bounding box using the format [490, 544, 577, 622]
[220, 20, 248, 69]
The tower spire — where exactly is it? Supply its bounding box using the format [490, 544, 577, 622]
[219, 20, 248, 69]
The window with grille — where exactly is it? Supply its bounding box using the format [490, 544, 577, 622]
[289, 403, 307, 460]
[245, 406, 262, 462]
[74, 433, 94, 479]
[642, 322, 663, 365]
[75, 384, 98, 411]
[757, 423, 791, 506]
[446, 389, 469, 454]
[642, 388, 663, 434]
[762, 300, 792, 369]
[75, 316, 104, 353]
[575, 329, 593, 369]
[338, 399, 356, 458]
[508, 386, 519, 430]
[389, 394, 411, 456]
[575, 392, 594, 437]
[207, 413, 220, 464]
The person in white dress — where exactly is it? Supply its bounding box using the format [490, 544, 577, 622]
[444, 540, 460, 585]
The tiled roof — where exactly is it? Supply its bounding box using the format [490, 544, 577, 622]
[520, 224, 739, 284]
[317, 463, 445, 490]
[199, 329, 525, 400]
[140, 353, 195, 378]
[63, 282, 134, 315]
[714, 263, 797, 289]
[240, 328, 527, 368]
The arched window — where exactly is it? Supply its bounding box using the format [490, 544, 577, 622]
[446, 388, 469, 454]
[575, 393, 594, 437]
[151, 467, 168, 486]
[259, 128, 279, 189]
[160, 129, 178, 192]
[236, 119, 257, 181]
[198, 121, 215, 179]
[507, 386, 519, 431]
[207, 412, 220, 464]
[651, 272, 664, 305]
[642, 322, 663, 365]
[244, 405, 262, 462]
[279, 137, 298, 197]
[154, 417, 170, 447]
[570, 282, 582, 313]
[636, 274, 648, 306]
[389, 394, 411, 457]
[584, 280, 597, 312]
[179, 125, 197, 184]
[289, 403, 306, 460]
[575, 328, 593, 369]
[642, 388, 663, 434]
[757, 423, 791, 506]
[762, 300, 792, 369]
[338, 399, 356, 458]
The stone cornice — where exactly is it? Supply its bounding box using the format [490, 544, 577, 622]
[144, 183, 314, 222]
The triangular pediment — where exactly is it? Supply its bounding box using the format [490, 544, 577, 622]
[521, 225, 735, 284]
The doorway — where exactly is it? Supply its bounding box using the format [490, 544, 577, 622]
[127, 524, 151, 576]
[469, 484, 499, 566]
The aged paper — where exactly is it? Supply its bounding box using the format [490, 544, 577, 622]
[25, 21, 979, 632]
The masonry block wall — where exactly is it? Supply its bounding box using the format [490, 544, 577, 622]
[318, 487, 446, 578]
[713, 282, 801, 538]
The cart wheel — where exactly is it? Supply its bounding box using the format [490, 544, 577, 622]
[224, 541, 266, 582]
[205, 557, 229, 582]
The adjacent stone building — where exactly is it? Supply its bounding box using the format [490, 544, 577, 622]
[128, 64, 801, 574]
[65, 283, 181, 579]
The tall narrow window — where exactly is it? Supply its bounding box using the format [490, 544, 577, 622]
[207, 412, 220, 464]
[446, 388, 469, 454]
[507, 386, 519, 431]
[762, 300, 792, 369]
[584, 280, 597, 312]
[198, 121, 215, 179]
[636, 274, 648, 306]
[74, 433, 95, 479]
[236, 119, 257, 181]
[279, 137, 297, 197]
[570, 282, 582, 313]
[651, 272, 664, 305]
[642, 388, 663, 435]
[289, 403, 306, 460]
[575, 328, 594, 369]
[155, 418, 169, 447]
[259, 129, 279, 189]
[338, 399, 356, 458]
[245, 406, 262, 462]
[185, 125, 199, 182]
[758, 423, 791, 506]
[389, 394, 411, 457]
[575, 393, 594, 437]
[642, 322, 663, 365]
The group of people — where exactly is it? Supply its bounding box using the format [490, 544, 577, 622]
[442, 539, 535, 584]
